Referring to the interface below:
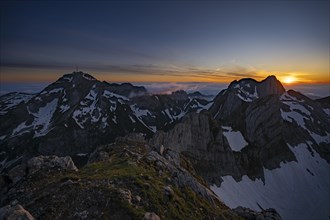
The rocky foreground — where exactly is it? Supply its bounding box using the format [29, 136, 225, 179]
[0, 135, 281, 220]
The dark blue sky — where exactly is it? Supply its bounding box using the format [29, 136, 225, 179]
[0, 0, 329, 83]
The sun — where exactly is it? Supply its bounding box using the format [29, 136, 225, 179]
[283, 76, 296, 84]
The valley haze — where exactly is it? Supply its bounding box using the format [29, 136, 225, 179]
[1, 80, 329, 99]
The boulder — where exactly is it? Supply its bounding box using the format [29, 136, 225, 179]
[163, 186, 174, 196]
[143, 212, 161, 220]
[27, 155, 78, 174]
[134, 195, 141, 203]
[0, 204, 34, 220]
[88, 151, 110, 164]
[159, 145, 165, 156]
[8, 164, 26, 184]
[118, 189, 132, 204]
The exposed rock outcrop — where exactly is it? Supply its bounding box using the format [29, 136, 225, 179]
[0, 155, 78, 204]
[143, 212, 161, 220]
[150, 113, 244, 183]
[27, 155, 78, 174]
[146, 150, 220, 204]
[233, 206, 282, 220]
[0, 204, 34, 220]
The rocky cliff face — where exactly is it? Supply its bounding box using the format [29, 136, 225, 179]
[257, 75, 285, 97]
[150, 76, 330, 220]
[149, 113, 238, 181]
[149, 112, 263, 183]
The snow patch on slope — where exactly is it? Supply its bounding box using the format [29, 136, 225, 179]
[0, 93, 34, 115]
[222, 126, 248, 151]
[280, 96, 329, 144]
[280, 92, 302, 102]
[59, 105, 70, 113]
[284, 101, 311, 116]
[323, 108, 330, 116]
[11, 98, 59, 137]
[33, 98, 59, 137]
[131, 104, 151, 118]
[82, 73, 95, 81]
[12, 122, 31, 136]
[309, 132, 330, 145]
[235, 85, 259, 102]
[48, 88, 63, 94]
[129, 115, 136, 123]
[195, 101, 213, 113]
[130, 104, 156, 132]
[85, 88, 97, 100]
[281, 97, 312, 130]
[62, 76, 73, 82]
[112, 115, 117, 124]
[202, 101, 214, 111]
[72, 89, 99, 128]
[101, 117, 108, 128]
[103, 90, 129, 101]
[211, 143, 330, 220]
[280, 109, 307, 129]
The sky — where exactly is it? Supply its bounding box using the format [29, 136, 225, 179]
[0, 0, 329, 95]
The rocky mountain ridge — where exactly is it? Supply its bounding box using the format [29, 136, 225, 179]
[0, 72, 329, 219]
[0, 72, 212, 172]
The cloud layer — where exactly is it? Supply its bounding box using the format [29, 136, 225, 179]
[1, 80, 329, 99]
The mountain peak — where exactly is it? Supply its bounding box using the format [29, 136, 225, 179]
[261, 75, 281, 86]
[38, 72, 98, 96]
[264, 75, 278, 81]
[62, 71, 96, 81]
[259, 75, 285, 97]
[228, 75, 285, 99]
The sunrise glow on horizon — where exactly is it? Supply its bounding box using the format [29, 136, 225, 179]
[1, 68, 328, 85]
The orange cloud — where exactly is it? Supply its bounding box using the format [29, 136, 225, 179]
[0, 63, 329, 84]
